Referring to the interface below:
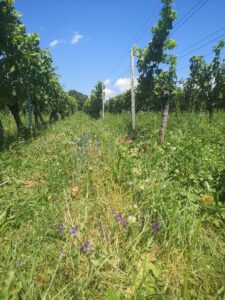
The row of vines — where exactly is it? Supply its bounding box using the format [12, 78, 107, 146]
[1, 0, 225, 148]
[85, 0, 225, 122]
[0, 0, 78, 148]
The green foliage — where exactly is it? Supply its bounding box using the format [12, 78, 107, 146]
[68, 89, 88, 110]
[0, 112, 224, 299]
[106, 38, 225, 115]
[105, 90, 131, 114]
[83, 81, 103, 118]
[179, 39, 225, 117]
[0, 271, 22, 300]
[0, 206, 15, 236]
[135, 0, 177, 110]
[213, 168, 225, 203]
[0, 117, 3, 148]
[106, 289, 122, 300]
[0, 0, 75, 143]
[131, 0, 224, 115]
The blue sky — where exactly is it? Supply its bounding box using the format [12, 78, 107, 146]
[14, 0, 225, 97]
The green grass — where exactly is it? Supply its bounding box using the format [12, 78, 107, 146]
[0, 111, 225, 299]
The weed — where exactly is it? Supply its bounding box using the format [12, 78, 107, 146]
[0, 112, 224, 299]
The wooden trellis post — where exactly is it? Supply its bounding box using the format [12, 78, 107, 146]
[102, 82, 105, 120]
[130, 48, 136, 130]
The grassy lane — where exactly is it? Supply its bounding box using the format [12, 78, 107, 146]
[0, 112, 225, 299]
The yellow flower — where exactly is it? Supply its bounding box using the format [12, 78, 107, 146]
[200, 194, 213, 204]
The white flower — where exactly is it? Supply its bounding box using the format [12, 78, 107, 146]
[139, 185, 145, 191]
[128, 216, 137, 224]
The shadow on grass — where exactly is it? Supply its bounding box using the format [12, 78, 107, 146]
[124, 120, 146, 141]
[0, 125, 48, 153]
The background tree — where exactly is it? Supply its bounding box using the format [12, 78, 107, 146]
[185, 56, 210, 114]
[0, 0, 77, 146]
[135, 0, 177, 111]
[183, 39, 225, 119]
[105, 90, 131, 114]
[211, 40, 225, 112]
[156, 55, 177, 143]
[0, 0, 27, 131]
[83, 82, 103, 118]
[68, 90, 88, 110]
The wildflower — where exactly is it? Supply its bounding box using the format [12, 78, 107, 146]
[57, 224, 64, 233]
[80, 241, 90, 252]
[128, 216, 136, 224]
[116, 213, 127, 228]
[152, 222, 161, 232]
[70, 226, 78, 235]
[86, 249, 95, 255]
[200, 194, 213, 204]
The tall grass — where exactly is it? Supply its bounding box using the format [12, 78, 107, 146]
[0, 112, 224, 299]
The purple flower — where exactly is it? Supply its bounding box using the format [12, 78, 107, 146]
[115, 213, 127, 228]
[70, 226, 78, 235]
[80, 241, 90, 252]
[152, 222, 161, 232]
[57, 224, 64, 233]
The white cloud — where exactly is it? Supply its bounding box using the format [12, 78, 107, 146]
[49, 40, 59, 47]
[49, 32, 83, 48]
[102, 77, 139, 100]
[49, 39, 66, 48]
[115, 78, 130, 91]
[104, 79, 111, 86]
[114, 77, 138, 92]
[71, 32, 83, 45]
[104, 88, 114, 100]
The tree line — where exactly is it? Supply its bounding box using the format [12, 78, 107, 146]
[105, 39, 225, 117]
[86, 0, 225, 123]
[1, 0, 224, 148]
[0, 0, 82, 147]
